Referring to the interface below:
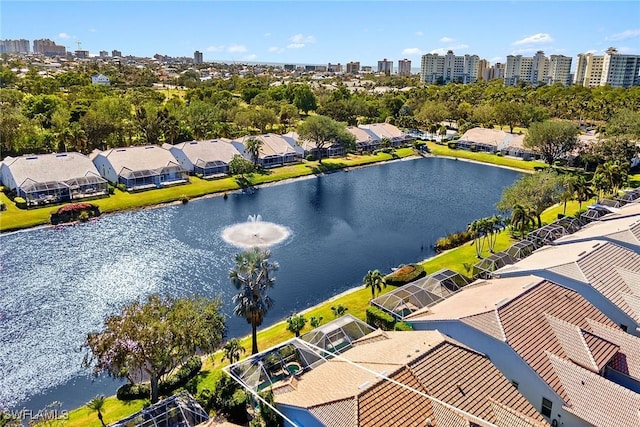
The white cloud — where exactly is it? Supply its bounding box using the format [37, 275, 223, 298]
[58, 32, 71, 39]
[287, 43, 305, 49]
[584, 49, 599, 55]
[415, 31, 424, 36]
[512, 33, 553, 45]
[206, 45, 225, 52]
[244, 54, 257, 61]
[617, 46, 636, 54]
[402, 47, 425, 56]
[510, 47, 538, 55]
[264, 32, 271, 37]
[268, 46, 285, 54]
[227, 44, 247, 53]
[606, 28, 640, 41]
[429, 44, 470, 55]
[439, 36, 454, 43]
[290, 33, 316, 44]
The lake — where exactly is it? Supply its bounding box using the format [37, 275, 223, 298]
[0, 157, 522, 411]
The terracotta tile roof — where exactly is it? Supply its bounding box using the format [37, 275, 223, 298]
[547, 353, 640, 426]
[430, 399, 474, 427]
[308, 398, 357, 427]
[489, 400, 549, 427]
[587, 320, 640, 379]
[497, 281, 617, 401]
[582, 331, 620, 371]
[461, 310, 506, 342]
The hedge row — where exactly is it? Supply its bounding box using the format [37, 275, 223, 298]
[384, 264, 426, 286]
[365, 306, 414, 332]
[117, 356, 203, 401]
[434, 230, 474, 253]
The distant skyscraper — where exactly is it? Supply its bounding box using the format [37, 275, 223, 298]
[75, 50, 89, 59]
[99, 50, 109, 58]
[327, 63, 343, 72]
[420, 50, 479, 84]
[397, 58, 412, 76]
[361, 65, 373, 73]
[504, 51, 549, 86]
[346, 61, 360, 74]
[112, 49, 122, 57]
[33, 39, 66, 56]
[0, 39, 30, 54]
[547, 55, 572, 85]
[477, 59, 490, 81]
[194, 50, 203, 64]
[575, 47, 640, 88]
[377, 58, 393, 75]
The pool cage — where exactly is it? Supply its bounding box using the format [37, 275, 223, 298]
[505, 240, 538, 260]
[617, 189, 640, 204]
[581, 206, 613, 223]
[554, 216, 585, 234]
[229, 315, 375, 392]
[472, 252, 517, 279]
[527, 223, 569, 247]
[109, 390, 209, 427]
[597, 198, 625, 209]
[370, 269, 469, 320]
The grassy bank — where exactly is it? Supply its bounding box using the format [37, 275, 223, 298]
[426, 141, 546, 171]
[0, 149, 415, 233]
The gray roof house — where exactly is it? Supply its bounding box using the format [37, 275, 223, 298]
[163, 139, 241, 178]
[359, 123, 414, 147]
[90, 145, 188, 191]
[0, 152, 108, 206]
[231, 134, 302, 168]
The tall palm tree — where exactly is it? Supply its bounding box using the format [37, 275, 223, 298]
[363, 269, 386, 299]
[560, 174, 578, 215]
[574, 175, 595, 211]
[222, 338, 246, 364]
[230, 248, 278, 354]
[487, 215, 507, 253]
[510, 205, 535, 239]
[244, 137, 262, 167]
[86, 395, 106, 427]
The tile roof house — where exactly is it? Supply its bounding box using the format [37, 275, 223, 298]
[163, 139, 241, 178]
[259, 330, 547, 426]
[493, 240, 640, 336]
[407, 276, 640, 427]
[0, 152, 108, 206]
[231, 134, 303, 168]
[359, 123, 414, 147]
[455, 128, 535, 159]
[346, 126, 380, 152]
[284, 131, 345, 159]
[90, 145, 188, 191]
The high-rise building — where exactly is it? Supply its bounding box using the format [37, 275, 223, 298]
[397, 58, 412, 76]
[0, 39, 30, 54]
[75, 50, 89, 59]
[477, 59, 490, 81]
[327, 63, 343, 73]
[33, 39, 66, 56]
[361, 65, 373, 73]
[377, 58, 393, 75]
[504, 51, 550, 86]
[99, 50, 109, 58]
[487, 62, 505, 81]
[420, 50, 479, 84]
[112, 49, 122, 57]
[575, 47, 640, 88]
[547, 55, 572, 85]
[346, 61, 360, 74]
[194, 50, 203, 64]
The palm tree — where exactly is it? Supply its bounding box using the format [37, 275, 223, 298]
[363, 270, 386, 299]
[245, 137, 262, 167]
[330, 304, 349, 318]
[574, 175, 595, 211]
[286, 313, 307, 337]
[86, 395, 106, 427]
[560, 174, 578, 215]
[510, 205, 535, 239]
[222, 338, 246, 365]
[486, 215, 507, 253]
[230, 248, 279, 354]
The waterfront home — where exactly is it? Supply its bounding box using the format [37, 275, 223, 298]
[359, 123, 414, 147]
[346, 126, 380, 152]
[407, 275, 640, 427]
[163, 139, 241, 178]
[231, 134, 302, 168]
[90, 145, 188, 191]
[456, 128, 534, 159]
[226, 316, 547, 427]
[0, 152, 108, 206]
[284, 131, 345, 159]
[493, 240, 640, 336]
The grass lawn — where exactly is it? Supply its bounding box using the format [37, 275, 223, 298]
[426, 142, 546, 171]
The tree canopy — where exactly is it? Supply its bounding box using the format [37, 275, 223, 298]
[297, 115, 355, 163]
[524, 120, 579, 165]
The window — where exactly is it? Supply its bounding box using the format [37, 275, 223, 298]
[541, 398, 553, 418]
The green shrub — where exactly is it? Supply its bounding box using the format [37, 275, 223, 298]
[0, 201, 6, 211]
[0, 185, 5, 193]
[116, 183, 127, 192]
[14, 197, 26, 209]
[470, 144, 477, 152]
[394, 321, 414, 331]
[117, 383, 150, 401]
[496, 151, 503, 157]
[305, 154, 316, 161]
[447, 141, 457, 149]
[107, 185, 116, 195]
[365, 306, 396, 331]
[384, 263, 426, 286]
[180, 194, 189, 204]
[434, 230, 474, 252]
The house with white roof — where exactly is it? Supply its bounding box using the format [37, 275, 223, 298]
[408, 275, 640, 427]
[91, 73, 110, 85]
[163, 139, 241, 178]
[359, 123, 414, 147]
[231, 134, 302, 168]
[283, 131, 345, 159]
[90, 145, 188, 191]
[0, 152, 108, 206]
[493, 240, 640, 336]
[346, 126, 380, 152]
[456, 128, 537, 159]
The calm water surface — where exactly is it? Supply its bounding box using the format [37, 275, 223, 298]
[0, 157, 522, 410]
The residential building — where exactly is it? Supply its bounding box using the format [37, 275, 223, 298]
[74, 50, 89, 59]
[0, 152, 108, 206]
[347, 126, 380, 152]
[0, 39, 30, 54]
[32, 39, 66, 56]
[504, 51, 549, 86]
[91, 73, 110, 85]
[575, 47, 640, 88]
[227, 316, 548, 427]
[493, 240, 640, 336]
[361, 65, 373, 73]
[420, 50, 480, 84]
[547, 55, 573, 85]
[99, 50, 108, 58]
[346, 61, 360, 74]
[477, 59, 490, 81]
[359, 123, 414, 147]
[486, 62, 505, 81]
[327, 63, 342, 73]
[111, 49, 122, 57]
[408, 275, 640, 427]
[397, 58, 411, 76]
[377, 58, 393, 75]
[285, 131, 344, 159]
[163, 139, 241, 178]
[455, 128, 536, 159]
[231, 134, 302, 168]
[194, 50, 203, 64]
[90, 145, 188, 191]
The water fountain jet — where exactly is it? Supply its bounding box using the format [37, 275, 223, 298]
[221, 215, 291, 249]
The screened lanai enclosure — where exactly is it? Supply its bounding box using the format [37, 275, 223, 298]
[618, 189, 640, 204]
[371, 269, 469, 320]
[581, 206, 613, 223]
[110, 391, 209, 427]
[505, 240, 538, 260]
[118, 164, 188, 190]
[194, 159, 228, 178]
[65, 174, 109, 199]
[18, 179, 70, 206]
[527, 223, 569, 247]
[472, 252, 516, 279]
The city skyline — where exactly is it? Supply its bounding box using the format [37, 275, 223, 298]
[2, 1, 640, 68]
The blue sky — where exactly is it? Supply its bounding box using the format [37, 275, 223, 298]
[2, 1, 639, 68]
